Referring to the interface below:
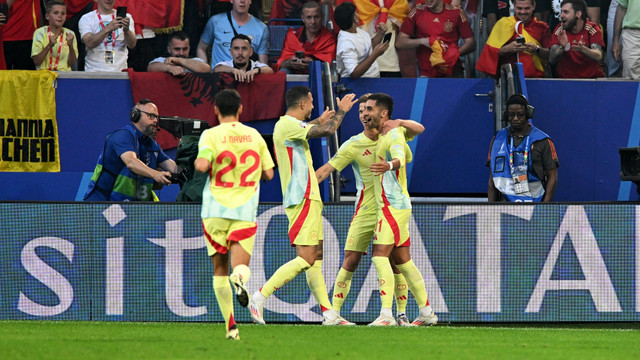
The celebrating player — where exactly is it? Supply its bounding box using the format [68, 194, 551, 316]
[249, 86, 357, 325]
[195, 89, 275, 340]
[366, 93, 437, 326]
[316, 94, 425, 325]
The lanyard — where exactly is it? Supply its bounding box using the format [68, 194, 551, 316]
[46, 27, 64, 70]
[508, 134, 529, 171]
[96, 10, 116, 49]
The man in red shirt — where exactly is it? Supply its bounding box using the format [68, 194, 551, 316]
[3, 0, 39, 69]
[476, 0, 551, 78]
[276, 1, 336, 73]
[549, 0, 604, 78]
[395, 0, 475, 77]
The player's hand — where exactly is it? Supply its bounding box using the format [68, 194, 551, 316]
[66, 32, 74, 45]
[335, 93, 357, 113]
[381, 119, 400, 135]
[370, 156, 391, 176]
[316, 107, 336, 124]
[48, 33, 58, 47]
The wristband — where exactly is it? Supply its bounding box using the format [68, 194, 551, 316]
[387, 161, 394, 171]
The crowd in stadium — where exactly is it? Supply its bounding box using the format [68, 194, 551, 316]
[0, 0, 637, 79]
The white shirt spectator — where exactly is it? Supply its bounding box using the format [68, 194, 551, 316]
[336, 27, 380, 78]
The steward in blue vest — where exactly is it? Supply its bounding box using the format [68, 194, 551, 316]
[84, 100, 178, 201]
[487, 94, 559, 202]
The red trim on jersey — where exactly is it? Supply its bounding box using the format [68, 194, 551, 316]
[381, 206, 401, 246]
[289, 198, 312, 244]
[228, 224, 258, 242]
[380, 177, 391, 207]
[287, 146, 294, 173]
[304, 171, 312, 199]
[353, 184, 365, 217]
[202, 222, 228, 254]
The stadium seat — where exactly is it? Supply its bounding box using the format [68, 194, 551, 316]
[268, 18, 303, 64]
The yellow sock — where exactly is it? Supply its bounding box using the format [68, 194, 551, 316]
[396, 259, 429, 307]
[372, 256, 394, 309]
[260, 256, 310, 298]
[332, 268, 353, 313]
[305, 260, 332, 312]
[394, 273, 409, 314]
[231, 264, 251, 285]
[213, 276, 236, 332]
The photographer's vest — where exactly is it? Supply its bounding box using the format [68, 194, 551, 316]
[490, 126, 549, 202]
[84, 126, 156, 201]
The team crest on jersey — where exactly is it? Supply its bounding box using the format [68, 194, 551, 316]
[300, 122, 310, 128]
[444, 20, 453, 32]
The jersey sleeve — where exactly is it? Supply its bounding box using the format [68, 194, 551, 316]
[284, 118, 313, 141]
[197, 129, 215, 161]
[328, 140, 355, 171]
[388, 128, 407, 169]
[110, 129, 136, 157]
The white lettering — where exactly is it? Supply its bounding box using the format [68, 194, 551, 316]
[444, 205, 535, 313]
[147, 219, 207, 317]
[526, 206, 622, 312]
[105, 237, 124, 315]
[18, 237, 74, 316]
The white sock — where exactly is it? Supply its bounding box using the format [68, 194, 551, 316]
[419, 305, 433, 317]
[323, 308, 338, 320]
[252, 291, 267, 305]
[380, 308, 393, 318]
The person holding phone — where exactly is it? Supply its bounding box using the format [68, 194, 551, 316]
[31, 0, 78, 71]
[276, 1, 336, 74]
[476, 0, 551, 78]
[79, 0, 136, 72]
[335, 2, 388, 79]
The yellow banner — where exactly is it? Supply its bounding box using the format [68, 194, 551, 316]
[0, 70, 60, 172]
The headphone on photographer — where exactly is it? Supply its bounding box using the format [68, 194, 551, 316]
[130, 99, 154, 123]
[503, 94, 535, 120]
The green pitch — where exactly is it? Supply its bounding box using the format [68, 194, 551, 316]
[1, 321, 639, 359]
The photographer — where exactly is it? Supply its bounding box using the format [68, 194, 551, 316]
[84, 99, 178, 201]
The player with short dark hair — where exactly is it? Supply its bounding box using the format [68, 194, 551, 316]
[316, 93, 425, 326]
[367, 93, 437, 326]
[195, 89, 275, 340]
[249, 86, 358, 326]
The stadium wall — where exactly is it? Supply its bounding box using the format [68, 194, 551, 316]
[2, 202, 638, 323]
[2, 72, 640, 202]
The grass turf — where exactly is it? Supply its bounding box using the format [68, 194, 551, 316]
[1, 321, 639, 359]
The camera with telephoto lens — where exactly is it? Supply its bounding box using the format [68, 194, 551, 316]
[168, 168, 189, 186]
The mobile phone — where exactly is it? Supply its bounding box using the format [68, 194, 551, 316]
[383, 32, 392, 43]
[516, 36, 525, 44]
[295, 51, 305, 58]
[116, 6, 127, 19]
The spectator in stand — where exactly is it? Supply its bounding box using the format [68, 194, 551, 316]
[197, 0, 269, 66]
[396, 0, 476, 77]
[334, 2, 389, 78]
[0, 0, 11, 70]
[477, 0, 551, 78]
[277, 1, 336, 74]
[549, 0, 604, 78]
[605, 0, 621, 76]
[612, 0, 640, 79]
[3, 0, 39, 70]
[79, 0, 137, 72]
[32, 0, 78, 71]
[483, 0, 511, 35]
[213, 34, 273, 82]
[353, 0, 410, 77]
[148, 31, 211, 76]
